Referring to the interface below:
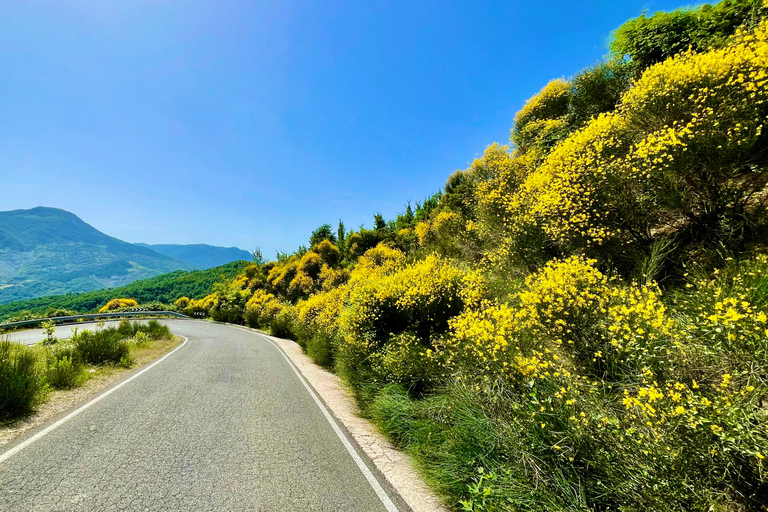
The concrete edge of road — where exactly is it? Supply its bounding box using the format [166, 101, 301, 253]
[219, 321, 450, 512]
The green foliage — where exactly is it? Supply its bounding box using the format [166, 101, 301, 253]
[309, 224, 337, 247]
[72, 320, 170, 366]
[46, 345, 87, 389]
[72, 329, 132, 366]
[270, 309, 296, 340]
[567, 59, 634, 128]
[0, 260, 248, 322]
[41, 320, 57, 345]
[610, 0, 766, 71]
[0, 340, 45, 418]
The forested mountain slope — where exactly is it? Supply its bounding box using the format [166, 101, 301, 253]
[0, 207, 192, 304]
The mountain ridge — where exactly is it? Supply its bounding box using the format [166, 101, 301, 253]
[134, 243, 252, 270]
[0, 207, 192, 304]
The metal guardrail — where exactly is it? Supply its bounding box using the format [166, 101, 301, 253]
[0, 311, 189, 330]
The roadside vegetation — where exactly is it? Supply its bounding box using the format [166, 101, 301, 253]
[0, 320, 173, 420]
[0, 261, 248, 324]
[68, 1, 768, 510]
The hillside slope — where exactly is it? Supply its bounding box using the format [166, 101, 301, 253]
[0, 207, 193, 304]
[134, 243, 252, 269]
[0, 260, 248, 321]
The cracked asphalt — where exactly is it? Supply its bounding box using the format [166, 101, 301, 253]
[0, 321, 394, 511]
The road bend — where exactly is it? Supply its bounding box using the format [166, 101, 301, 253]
[0, 321, 396, 511]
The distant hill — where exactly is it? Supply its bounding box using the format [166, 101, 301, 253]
[0, 207, 194, 304]
[0, 260, 249, 321]
[134, 243, 252, 269]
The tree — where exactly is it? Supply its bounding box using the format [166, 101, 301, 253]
[373, 214, 387, 231]
[337, 220, 346, 246]
[251, 247, 265, 265]
[310, 224, 336, 247]
[610, 0, 765, 72]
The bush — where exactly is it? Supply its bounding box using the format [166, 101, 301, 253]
[245, 290, 283, 329]
[46, 345, 87, 389]
[490, 20, 768, 276]
[610, 0, 766, 71]
[98, 298, 138, 313]
[270, 308, 297, 340]
[72, 329, 131, 366]
[143, 319, 172, 340]
[0, 340, 45, 418]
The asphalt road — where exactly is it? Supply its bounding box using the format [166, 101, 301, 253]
[0, 320, 397, 511]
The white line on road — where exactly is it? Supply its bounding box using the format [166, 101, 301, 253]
[241, 327, 400, 512]
[0, 336, 189, 465]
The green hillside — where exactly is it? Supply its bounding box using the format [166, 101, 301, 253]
[0, 260, 248, 322]
[0, 207, 193, 304]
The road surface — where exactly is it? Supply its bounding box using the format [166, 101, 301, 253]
[0, 320, 398, 511]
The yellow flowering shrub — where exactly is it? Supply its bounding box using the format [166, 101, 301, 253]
[512, 79, 571, 147]
[244, 289, 283, 328]
[447, 301, 556, 381]
[339, 255, 474, 389]
[183, 293, 216, 316]
[620, 373, 768, 490]
[449, 256, 676, 383]
[348, 243, 406, 284]
[98, 298, 139, 313]
[415, 211, 465, 257]
[676, 254, 768, 371]
[173, 296, 190, 309]
[481, 21, 768, 269]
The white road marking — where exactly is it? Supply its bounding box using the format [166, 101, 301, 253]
[0, 336, 189, 465]
[230, 325, 400, 512]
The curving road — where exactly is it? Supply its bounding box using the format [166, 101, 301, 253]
[0, 320, 398, 511]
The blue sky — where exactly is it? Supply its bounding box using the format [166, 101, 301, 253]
[1, 0, 685, 257]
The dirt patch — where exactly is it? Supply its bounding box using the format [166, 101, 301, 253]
[0, 336, 182, 449]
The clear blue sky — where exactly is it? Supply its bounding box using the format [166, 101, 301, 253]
[1, 0, 685, 257]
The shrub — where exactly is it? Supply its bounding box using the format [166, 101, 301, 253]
[245, 290, 283, 329]
[610, 0, 766, 71]
[98, 298, 138, 313]
[339, 255, 475, 393]
[270, 307, 297, 340]
[491, 20, 768, 275]
[41, 320, 57, 345]
[72, 329, 131, 365]
[143, 319, 172, 340]
[0, 340, 45, 418]
[131, 331, 151, 348]
[46, 345, 87, 389]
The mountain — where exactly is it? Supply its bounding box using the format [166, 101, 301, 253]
[134, 243, 252, 269]
[0, 207, 194, 304]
